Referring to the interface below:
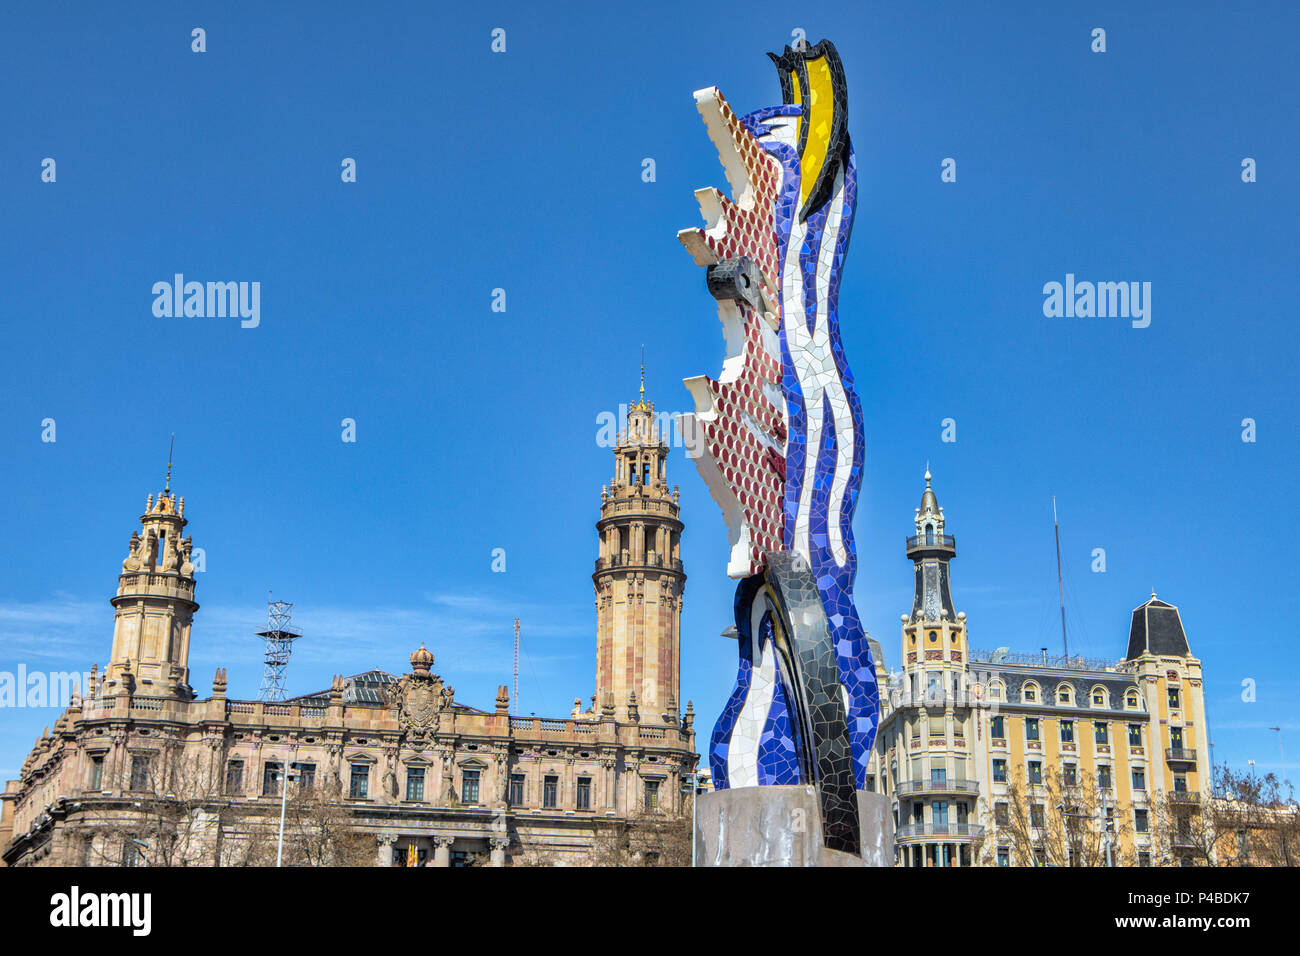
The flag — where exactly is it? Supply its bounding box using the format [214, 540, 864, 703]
[406, 843, 417, 867]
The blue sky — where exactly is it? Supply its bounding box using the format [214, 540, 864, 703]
[1, 1, 1296, 784]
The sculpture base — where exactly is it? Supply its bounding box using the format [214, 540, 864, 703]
[694, 786, 894, 867]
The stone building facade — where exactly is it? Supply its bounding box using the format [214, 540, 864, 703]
[2, 400, 697, 867]
[869, 471, 1212, 866]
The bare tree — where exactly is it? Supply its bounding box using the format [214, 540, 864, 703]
[276, 779, 375, 867]
[995, 767, 1132, 867]
[583, 811, 692, 867]
[85, 736, 230, 867]
[1153, 766, 1300, 867]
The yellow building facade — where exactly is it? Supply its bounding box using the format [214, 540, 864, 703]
[870, 472, 1211, 866]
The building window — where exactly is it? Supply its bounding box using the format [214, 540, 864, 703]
[992, 759, 1007, 783]
[1095, 722, 1109, 745]
[1060, 720, 1074, 743]
[1137, 851, 1151, 867]
[1129, 723, 1143, 747]
[931, 766, 947, 787]
[1168, 687, 1181, 710]
[1135, 808, 1149, 833]
[349, 764, 369, 799]
[994, 802, 1009, 825]
[461, 769, 481, 804]
[1028, 761, 1042, 784]
[1092, 687, 1107, 707]
[224, 759, 243, 795]
[1063, 764, 1077, 786]
[576, 776, 592, 810]
[1097, 765, 1113, 790]
[263, 761, 283, 796]
[129, 754, 151, 791]
[1132, 768, 1146, 790]
[1026, 718, 1040, 741]
[925, 671, 943, 702]
[644, 779, 661, 811]
[89, 754, 105, 790]
[990, 715, 1004, 738]
[1127, 691, 1140, 709]
[989, 682, 1003, 702]
[406, 767, 425, 802]
[123, 839, 143, 868]
[509, 773, 525, 806]
[1030, 804, 1046, 828]
[1057, 685, 1072, 705]
[1170, 726, 1184, 750]
[293, 762, 315, 790]
[1173, 774, 1188, 793]
[997, 848, 1010, 867]
[543, 774, 558, 808]
[1023, 683, 1038, 702]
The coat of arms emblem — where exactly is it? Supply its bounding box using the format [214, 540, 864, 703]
[392, 643, 448, 748]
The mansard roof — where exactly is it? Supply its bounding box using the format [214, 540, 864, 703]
[288, 669, 488, 714]
[288, 670, 397, 706]
[1125, 595, 1190, 660]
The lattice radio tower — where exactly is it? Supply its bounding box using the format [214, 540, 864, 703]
[256, 594, 302, 701]
[513, 618, 520, 716]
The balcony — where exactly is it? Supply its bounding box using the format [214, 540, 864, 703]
[1165, 748, 1197, 764]
[594, 555, 684, 574]
[895, 823, 985, 841]
[906, 534, 956, 556]
[894, 778, 980, 797]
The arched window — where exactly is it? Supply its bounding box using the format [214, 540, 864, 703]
[988, 680, 1004, 702]
[1126, 690, 1140, 710]
[1022, 681, 1039, 703]
[1091, 686, 1109, 708]
[1056, 684, 1072, 705]
[925, 523, 935, 544]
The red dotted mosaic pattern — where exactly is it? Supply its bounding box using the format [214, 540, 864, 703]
[685, 90, 782, 298]
[680, 89, 788, 578]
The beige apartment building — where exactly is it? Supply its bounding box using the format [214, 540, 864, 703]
[870, 472, 1211, 866]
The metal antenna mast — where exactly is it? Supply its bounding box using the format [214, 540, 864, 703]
[1053, 497, 1069, 661]
[513, 618, 520, 716]
[256, 593, 301, 701]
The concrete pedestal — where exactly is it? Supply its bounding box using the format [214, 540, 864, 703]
[694, 786, 894, 866]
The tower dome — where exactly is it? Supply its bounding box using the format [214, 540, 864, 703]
[410, 643, 434, 674]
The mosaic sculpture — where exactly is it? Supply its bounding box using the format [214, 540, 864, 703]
[680, 39, 876, 854]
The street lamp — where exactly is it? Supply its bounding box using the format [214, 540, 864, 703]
[1268, 727, 1285, 783]
[681, 771, 706, 867]
[275, 763, 301, 867]
[1057, 794, 1111, 867]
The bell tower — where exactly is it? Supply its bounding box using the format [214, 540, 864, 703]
[907, 467, 957, 625]
[103, 449, 199, 699]
[593, 367, 686, 723]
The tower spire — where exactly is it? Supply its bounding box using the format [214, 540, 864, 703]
[907, 467, 956, 622]
[164, 433, 175, 494]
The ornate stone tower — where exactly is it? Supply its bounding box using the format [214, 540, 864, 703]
[908, 467, 957, 625]
[895, 468, 978, 867]
[593, 373, 686, 724]
[103, 458, 199, 700]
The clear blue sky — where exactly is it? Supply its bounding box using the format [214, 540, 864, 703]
[1, 1, 1296, 784]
